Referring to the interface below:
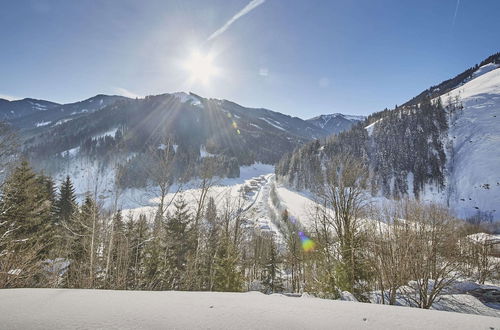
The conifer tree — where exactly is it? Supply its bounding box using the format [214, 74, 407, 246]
[55, 175, 77, 225]
[262, 236, 284, 294]
[165, 195, 192, 289]
[0, 160, 53, 254]
[125, 213, 149, 289]
[213, 235, 243, 292]
[0, 160, 54, 287]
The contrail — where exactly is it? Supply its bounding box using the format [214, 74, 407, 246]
[452, 0, 460, 27]
[207, 0, 266, 42]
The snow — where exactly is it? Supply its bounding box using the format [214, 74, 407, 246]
[259, 117, 285, 131]
[275, 185, 318, 227]
[249, 123, 262, 130]
[93, 127, 118, 140]
[70, 109, 88, 115]
[309, 114, 365, 129]
[438, 63, 500, 220]
[0, 289, 497, 329]
[28, 101, 48, 111]
[54, 118, 72, 126]
[472, 63, 500, 79]
[60, 146, 80, 157]
[35, 121, 51, 127]
[120, 163, 275, 215]
[467, 232, 500, 243]
[365, 118, 382, 136]
[199, 145, 215, 158]
[172, 92, 203, 108]
[343, 114, 366, 121]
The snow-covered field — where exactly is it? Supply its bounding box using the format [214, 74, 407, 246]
[0, 289, 498, 329]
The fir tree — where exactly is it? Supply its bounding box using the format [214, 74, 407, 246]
[55, 175, 77, 225]
[165, 195, 192, 289]
[213, 235, 243, 292]
[0, 160, 53, 255]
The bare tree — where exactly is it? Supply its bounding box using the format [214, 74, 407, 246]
[367, 202, 414, 305]
[400, 201, 463, 309]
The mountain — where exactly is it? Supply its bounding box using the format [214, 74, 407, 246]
[9, 95, 129, 129]
[0, 98, 60, 120]
[276, 52, 500, 221]
[4, 92, 335, 193]
[306, 113, 365, 135]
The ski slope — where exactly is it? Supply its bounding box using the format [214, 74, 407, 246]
[0, 289, 498, 329]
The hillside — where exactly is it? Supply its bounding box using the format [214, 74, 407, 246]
[276, 53, 500, 220]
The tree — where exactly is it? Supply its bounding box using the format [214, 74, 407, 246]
[213, 235, 243, 292]
[63, 193, 101, 288]
[315, 154, 371, 297]
[125, 213, 149, 289]
[0, 160, 54, 287]
[261, 234, 283, 294]
[0, 121, 18, 188]
[400, 201, 463, 309]
[55, 176, 77, 225]
[164, 195, 193, 290]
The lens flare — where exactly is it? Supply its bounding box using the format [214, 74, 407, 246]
[298, 231, 315, 252]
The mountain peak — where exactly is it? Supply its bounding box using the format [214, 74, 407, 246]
[306, 113, 365, 134]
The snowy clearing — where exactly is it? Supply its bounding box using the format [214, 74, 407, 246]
[0, 289, 498, 329]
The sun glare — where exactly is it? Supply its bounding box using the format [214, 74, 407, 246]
[184, 50, 219, 84]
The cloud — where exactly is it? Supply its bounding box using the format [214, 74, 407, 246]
[259, 67, 269, 76]
[452, 0, 460, 27]
[0, 93, 20, 101]
[207, 0, 266, 42]
[113, 87, 142, 99]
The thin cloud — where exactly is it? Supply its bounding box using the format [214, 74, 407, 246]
[259, 68, 269, 76]
[113, 87, 142, 99]
[207, 0, 266, 42]
[452, 0, 460, 27]
[0, 93, 20, 101]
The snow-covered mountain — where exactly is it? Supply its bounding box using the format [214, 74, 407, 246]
[4, 92, 333, 196]
[9, 95, 129, 129]
[440, 62, 500, 220]
[277, 52, 500, 221]
[0, 98, 60, 120]
[307, 113, 365, 135]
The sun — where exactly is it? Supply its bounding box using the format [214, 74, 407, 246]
[183, 50, 219, 84]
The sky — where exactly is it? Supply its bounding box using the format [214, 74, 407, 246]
[1, 0, 499, 119]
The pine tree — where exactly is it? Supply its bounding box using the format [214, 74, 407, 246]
[55, 175, 77, 225]
[0, 160, 54, 287]
[64, 194, 100, 288]
[164, 195, 192, 289]
[125, 213, 149, 289]
[107, 210, 127, 289]
[213, 235, 243, 292]
[262, 236, 284, 294]
[143, 207, 165, 290]
[203, 197, 219, 290]
[0, 160, 53, 254]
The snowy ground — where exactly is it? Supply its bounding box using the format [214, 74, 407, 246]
[0, 289, 498, 329]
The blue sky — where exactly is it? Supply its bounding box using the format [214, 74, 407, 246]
[1, 0, 499, 118]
